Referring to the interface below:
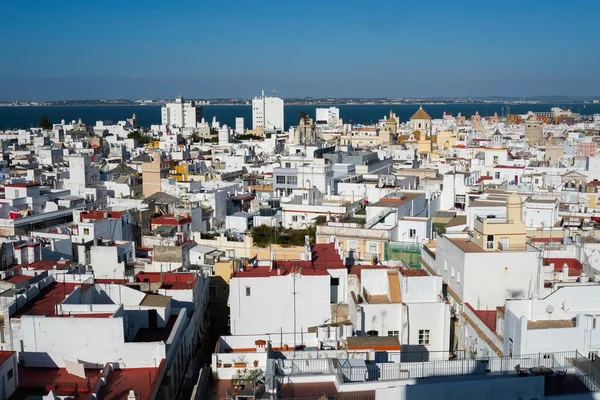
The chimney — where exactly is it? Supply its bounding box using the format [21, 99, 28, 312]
[562, 263, 569, 281]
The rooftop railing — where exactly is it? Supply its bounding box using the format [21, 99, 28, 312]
[269, 351, 584, 384]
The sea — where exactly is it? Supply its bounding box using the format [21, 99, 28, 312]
[1, 103, 599, 131]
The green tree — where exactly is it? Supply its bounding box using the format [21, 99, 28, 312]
[127, 131, 150, 145]
[40, 116, 52, 130]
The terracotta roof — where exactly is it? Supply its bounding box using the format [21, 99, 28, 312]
[448, 237, 489, 253]
[151, 215, 191, 225]
[528, 319, 576, 330]
[543, 258, 582, 277]
[5, 182, 40, 188]
[410, 107, 431, 120]
[0, 351, 15, 365]
[460, 311, 503, 356]
[346, 336, 400, 351]
[466, 303, 497, 332]
[80, 210, 127, 220]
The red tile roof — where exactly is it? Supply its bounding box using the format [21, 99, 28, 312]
[12, 282, 80, 318]
[235, 243, 345, 278]
[80, 210, 127, 220]
[5, 183, 40, 188]
[97, 363, 164, 400]
[543, 257, 583, 277]
[17, 367, 101, 398]
[151, 215, 191, 225]
[17, 260, 72, 271]
[476, 176, 493, 184]
[135, 272, 198, 289]
[466, 303, 497, 332]
[5, 275, 33, 284]
[494, 165, 525, 169]
[0, 351, 15, 365]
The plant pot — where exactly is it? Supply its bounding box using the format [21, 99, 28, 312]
[217, 363, 222, 368]
[253, 361, 259, 367]
[223, 363, 232, 368]
[234, 362, 246, 368]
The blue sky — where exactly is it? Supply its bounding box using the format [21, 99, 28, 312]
[1, 0, 599, 100]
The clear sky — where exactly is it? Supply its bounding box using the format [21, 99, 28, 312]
[1, 0, 599, 100]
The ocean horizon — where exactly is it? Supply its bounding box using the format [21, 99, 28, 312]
[1, 103, 599, 131]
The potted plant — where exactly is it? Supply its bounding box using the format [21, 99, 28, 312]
[223, 363, 232, 368]
[253, 360, 259, 368]
[233, 355, 248, 369]
[217, 362, 222, 368]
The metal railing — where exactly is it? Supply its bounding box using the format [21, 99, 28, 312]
[364, 208, 395, 229]
[497, 242, 528, 251]
[270, 351, 581, 383]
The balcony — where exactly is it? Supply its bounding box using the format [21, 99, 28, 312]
[266, 351, 600, 395]
[497, 242, 528, 251]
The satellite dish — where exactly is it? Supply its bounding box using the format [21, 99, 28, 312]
[546, 305, 555, 314]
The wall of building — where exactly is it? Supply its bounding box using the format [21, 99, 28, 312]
[14, 316, 166, 368]
[230, 274, 331, 335]
[375, 375, 544, 400]
[0, 352, 17, 400]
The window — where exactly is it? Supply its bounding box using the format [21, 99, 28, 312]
[589, 352, 598, 361]
[509, 339, 514, 358]
[292, 215, 298, 222]
[331, 277, 339, 286]
[14, 190, 20, 198]
[486, 234, 494, 249]
[245, 286, 251, 296]
[83, 228, 90, 235]
[493, 156, 499, 164]
[451, 265, 455, 278]
[443, 259, 448, 271]
[409, 229, 416, 238]
[285, 162, 291, 168]
[456, 270, 461, 283]
[387, 331, 399, 337]
[7, 368, 13, 380]
[494, 172, 500, 179]
[287, 176, 297, 185]
[366, 330, 379, 337]
[302, 193, 308, 200]
[209, 286, 217, 297]
[418, 329, 430, 345]
[368, 242, 378, 254]
[347, 240, 358, 252]
[276, 176, 285, 184]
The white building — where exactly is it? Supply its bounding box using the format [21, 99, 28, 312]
[229, 244, 346, 335]
[504, 285, 600, 358]
[252, 91, 284, 131]
[161, 97, 203, 128]
[316, 107, 340, 126]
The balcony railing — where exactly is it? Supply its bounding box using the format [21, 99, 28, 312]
[269, 351, 584, 384]
[497, 242, 528, 251]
